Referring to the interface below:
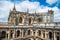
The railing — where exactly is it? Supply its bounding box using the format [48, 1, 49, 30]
[0, 23, 60, 29]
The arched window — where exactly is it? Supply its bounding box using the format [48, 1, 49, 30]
[29, 18, 31, 24]
[28, 30, 31, 35]
[19, 17, 23, 23]
[38, 30, 41, 36]
[10, 33, 13, 38]
[37, 18, 42, 23]
[49, 32, 52, 39]
[1, 31, 6, 38]
[17, 30, 20, 37]
[10, 30, 13, 38]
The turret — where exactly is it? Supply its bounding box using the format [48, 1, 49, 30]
[47, 10, 54, 22]
[48, 10, 54, 14]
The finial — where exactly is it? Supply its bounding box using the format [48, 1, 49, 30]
[48, 10, 54, 14]
[13, 3, 16, 11]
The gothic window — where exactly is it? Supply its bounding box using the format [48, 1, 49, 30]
[29, 18, 31, 24]
[1, 31, 6, 38]
[38, 30, 41, 36]
[19, 17, 23, 23]
[28, 30, 31, 35]
[17, 30, 20, 37]
[37, 18, 42, 23]
[49, 32, 52, 39]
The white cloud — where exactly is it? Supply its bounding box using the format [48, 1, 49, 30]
[15, 1, 40, 13]
[46, 0, 58, 5]
[0, 0, 60, 22]
[0, 1, 13, 22]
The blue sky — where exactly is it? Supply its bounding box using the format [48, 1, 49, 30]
[0, 0, 60, 22]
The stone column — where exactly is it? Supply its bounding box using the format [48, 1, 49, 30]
[13, 32, 15, 38]
[36, 38, 38, 40]
[54, 32, 56, 40]
[41, 31, 43, 38]
[31, 38, 33, 40]
[31, 30, 33, 36]
[14, 29, 17, 38]
[45, 31, 47, 39]
[46, 31, 49, 40]
[22, 29, 23, 37]
[7, 31, 10, 40]
[35, 30, 37, 36]
[6, 33, 9, 40]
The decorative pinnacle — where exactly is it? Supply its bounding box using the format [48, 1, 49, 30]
[13, 3, 16, 10]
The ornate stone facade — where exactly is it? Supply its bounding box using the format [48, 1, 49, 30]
[0, 4, 60, 40]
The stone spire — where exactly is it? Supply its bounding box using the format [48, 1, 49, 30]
[13, 3, 16, 11]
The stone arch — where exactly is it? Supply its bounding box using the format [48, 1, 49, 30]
[19, 16, 24, 24]
[49, 31, 52, 39]
[27, 30, 31, 35]
[27, 29, 33, 35]
[38, 30, 41, 36]
[1, 31, 6, 38]
[37, 17, 42, 23]
[29, 17, 33, 25]
[16, 30, 20, 37]
[36, 29, 41, 36]
[10, 30, 13, 38]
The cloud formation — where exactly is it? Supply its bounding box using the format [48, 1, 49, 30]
[46, 0, 58, 5]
